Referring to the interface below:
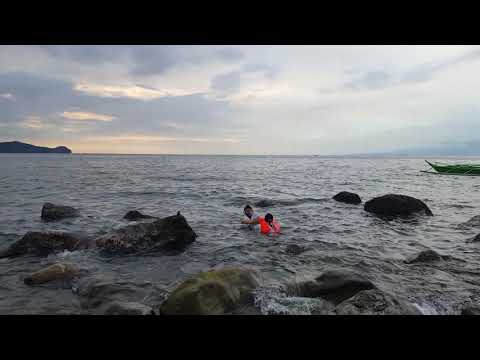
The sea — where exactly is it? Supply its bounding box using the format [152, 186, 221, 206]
[1, 154, 480, 314]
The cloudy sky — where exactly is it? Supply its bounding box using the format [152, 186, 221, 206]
[0, 45, 479, 154]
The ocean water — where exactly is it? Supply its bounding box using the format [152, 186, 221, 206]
[1, 154, 480, 314]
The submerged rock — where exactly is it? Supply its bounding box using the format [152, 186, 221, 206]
[96, 213, 197, 256]
[364, 194, 433, 217]
[159, 267, 260, 315]
[287, 270, 376, 305]
[0, 231, 91, 259]
[333, 191, 362, 205]
[404, 249, 448, 264]
[335, 289, 422, 315]
[285, 244, 306, 255]
[24, 263, 84, 286]
[467, 234, 480, 243]
[123, 210, 156, 221]
[255, 199, 275, 208]
[459, 216, 480, 230]
[103, 301, 155, 315]
[74, 276, 147, 312]
[461, 305, 480, 315]
[41, 202, 79, 221]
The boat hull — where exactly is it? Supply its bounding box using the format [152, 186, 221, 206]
[425, 160, 480, 175]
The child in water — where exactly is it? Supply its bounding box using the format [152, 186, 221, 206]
[242, 209, 281, 236]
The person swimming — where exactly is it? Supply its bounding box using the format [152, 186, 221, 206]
[242, 204, 260, 231]
[242, 211, 281, 236]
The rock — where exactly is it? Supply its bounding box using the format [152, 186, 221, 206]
[255, 199, 275, 208]
[335, 289, 422, 315]
[74, 276, 147, 311]
[41, 203, 79, 221]
[24, 263, 83, 286]
[459, 215, 480, 229]
[96, 213, 197, 256]
[103, 301, 154, 315]
[0, 231, 91, 259]
[364, 194, 433, 217]
[461, 305, 480, 315]
[123, 210, 156, 221]
[333, 191, 362, 205]
[404, 249, 446, 264]
[467, 234, 480, 243]
[287, 270, 376, 305]
[159, 267, 260, 315]
[285, 244, 306, 255]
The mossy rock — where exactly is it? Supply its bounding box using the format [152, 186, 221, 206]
[160, 267, 259, 315]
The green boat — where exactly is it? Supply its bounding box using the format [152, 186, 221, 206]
[423, 160, 480, 176]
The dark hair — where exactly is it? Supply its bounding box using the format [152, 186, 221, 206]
[265, 213, 273, 222]
[244, 205, 253, 212]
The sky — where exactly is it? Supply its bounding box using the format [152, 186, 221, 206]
[0, 45, 479, 155]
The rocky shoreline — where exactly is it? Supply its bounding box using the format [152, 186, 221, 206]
[1, 195, 480, 315]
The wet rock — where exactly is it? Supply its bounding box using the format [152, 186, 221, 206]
[285, 244, 306, 255]
[333, 191, 362, 205]
[0, 231, 91, 259]
[123, 210, 156, 221]
[287, 270, 376, 305]
[24, 263, 84, 286]
[364, 194, 433, 217]
[74, 276, 147, 311]
[103, 301, 155, 315]
[159, 267, 260, 315]
[255, 199, 275, 208]
[335, 289, 422, 315]
[467, 234, 480, 243]
[96, 213, 197, 256]
[460, 216, 480, 230]
[461, 305, 480, 315]
[404, 249, 447, 264]
[41, 202, 79, 221]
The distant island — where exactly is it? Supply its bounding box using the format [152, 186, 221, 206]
[0, 141, 72, 154]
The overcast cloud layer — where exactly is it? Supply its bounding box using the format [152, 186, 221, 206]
[0, 45, 479, 154]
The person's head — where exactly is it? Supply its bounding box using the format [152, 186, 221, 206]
[244, 205, 253, 218]
[265, 213, 273, 224]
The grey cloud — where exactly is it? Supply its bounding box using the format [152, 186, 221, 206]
[0, 71, 247, 141]
[343, 47, 480, 91]
[210, 63, 279, 92]
[38, 45, 245, 76]
[345, 71, 392, 90]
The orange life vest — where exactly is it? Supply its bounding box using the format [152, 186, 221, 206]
[258, 217, 281, 235]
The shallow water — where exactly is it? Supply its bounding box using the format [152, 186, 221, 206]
[1, 154, 480, 314]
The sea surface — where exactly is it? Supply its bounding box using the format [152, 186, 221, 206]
[1, 154, 480, 314]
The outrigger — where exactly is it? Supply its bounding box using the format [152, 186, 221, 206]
[422, 160, 480, 176]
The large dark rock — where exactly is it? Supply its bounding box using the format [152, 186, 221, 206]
[0, 231, 91, 259]
[159, 267, 260, 315]
[333, 191, 362, 205]
[0, 141, 72, 154]
[364, 194, 433, 217]
[24, 263, 85, 286]
[404, 249, 448, 264]
[95, 213, 197, 256]
[461, 305, 480, 315]
[41, 203, 79, 221]
[335, 289, 422, 315]
[123, 210, 156, 221]
[287, 270, 376, 305]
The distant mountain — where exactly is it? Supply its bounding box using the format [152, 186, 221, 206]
[0, 141, 72, 154]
